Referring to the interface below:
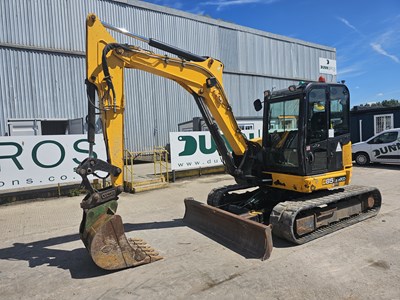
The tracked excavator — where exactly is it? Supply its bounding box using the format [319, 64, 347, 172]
[76, 14, 381, 270]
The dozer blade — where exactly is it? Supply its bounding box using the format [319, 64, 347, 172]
[80, 200, 162, 270]
[183, 198, 273, 260]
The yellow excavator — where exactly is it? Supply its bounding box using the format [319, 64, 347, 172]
[76, 14, 381, 270]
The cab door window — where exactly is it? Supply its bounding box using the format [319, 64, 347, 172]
[329, 86, 349, 136]
[267, 98, 300, 168]
[307, 88, 327, 144]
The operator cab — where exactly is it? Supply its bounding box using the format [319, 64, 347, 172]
[257, 81, 350, 177]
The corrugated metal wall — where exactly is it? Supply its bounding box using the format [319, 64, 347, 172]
[0, 0, 336, 151]
[0, 48, 85, 121]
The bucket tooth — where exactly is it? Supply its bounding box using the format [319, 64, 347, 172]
[80, 200, 162, 270]
[183, 198, 273, 260]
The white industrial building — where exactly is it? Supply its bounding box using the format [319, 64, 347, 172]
[0, 0, 336, 151]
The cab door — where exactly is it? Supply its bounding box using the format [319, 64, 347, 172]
[326, 85, 350, 172]
[305, 87, 328, 174]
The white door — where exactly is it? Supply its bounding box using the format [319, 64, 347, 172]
[68, 118, 84, 134]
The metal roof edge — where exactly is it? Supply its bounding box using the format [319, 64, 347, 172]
[111, 0, 335, 52]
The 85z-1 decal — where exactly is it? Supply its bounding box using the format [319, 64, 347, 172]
[322, 176, 346, 185]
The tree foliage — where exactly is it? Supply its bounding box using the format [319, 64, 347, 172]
[352, 99, 400, 110]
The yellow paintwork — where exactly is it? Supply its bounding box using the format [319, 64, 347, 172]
[86, 14, 247, 186]
[267, 169, 351, 193]
[266, 142, 353, 193]
[342, 142, 353, 168]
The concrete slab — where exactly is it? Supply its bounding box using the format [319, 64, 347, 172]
[0, 165, 399, 299]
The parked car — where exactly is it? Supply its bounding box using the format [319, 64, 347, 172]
[352, 128, 400, 165]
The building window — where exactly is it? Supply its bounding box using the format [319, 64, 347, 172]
[238, 124, 254, 130]
[374, 114, 393, 135]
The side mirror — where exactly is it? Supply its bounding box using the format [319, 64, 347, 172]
[254, 99, 262, 112]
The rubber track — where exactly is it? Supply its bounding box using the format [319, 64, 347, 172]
[270, 185, 382, 244]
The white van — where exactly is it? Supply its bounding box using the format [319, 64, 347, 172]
[352, 128, 400, 165]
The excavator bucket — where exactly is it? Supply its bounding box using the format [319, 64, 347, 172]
[183, 198, 273, 260]
[79, 200, 162, 270]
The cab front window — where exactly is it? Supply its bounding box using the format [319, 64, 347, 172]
[266, 98, 300, 168]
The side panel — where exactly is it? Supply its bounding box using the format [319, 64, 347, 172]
[266, 169, 351, 193]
